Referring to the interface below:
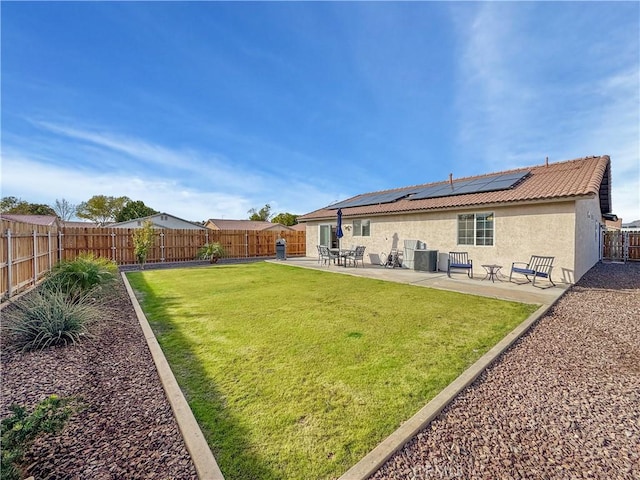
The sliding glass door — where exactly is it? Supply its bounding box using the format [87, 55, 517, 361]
[319, 224, 338, 248]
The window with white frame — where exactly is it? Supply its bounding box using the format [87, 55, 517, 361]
[353, 219, 370, 236]
[457, 212, 494, 246]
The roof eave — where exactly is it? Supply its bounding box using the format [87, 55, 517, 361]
[300, 195, 596, 222]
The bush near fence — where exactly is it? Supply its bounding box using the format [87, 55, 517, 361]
[1, 220, 305, 299]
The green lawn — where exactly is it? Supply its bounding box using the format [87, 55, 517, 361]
[127, 263, 538, 480]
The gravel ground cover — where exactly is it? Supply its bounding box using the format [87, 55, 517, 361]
[371, 261, 640, 480]
[0, 278, 198, 480]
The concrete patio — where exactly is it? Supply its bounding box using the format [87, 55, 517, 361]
[271, 256, 569, 306]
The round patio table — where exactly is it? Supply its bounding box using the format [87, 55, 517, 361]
[481, 264, 502, 282]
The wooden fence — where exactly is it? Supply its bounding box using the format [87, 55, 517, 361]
[602, 231, 640, 262]
[1, 220, 306, 299]
[0, 220, 61, 299]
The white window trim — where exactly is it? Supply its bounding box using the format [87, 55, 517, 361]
[352, 219, 371, 237]
[457, 212, 494, 247]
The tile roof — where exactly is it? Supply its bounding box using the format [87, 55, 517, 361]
[109, 212, 206, 229]
[0, 214, 59, 226]
[299, 155, 611, 221]
[206, 219, 293, 231]
[63, 221, 101, 228]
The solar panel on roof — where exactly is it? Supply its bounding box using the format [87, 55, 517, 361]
[328, 188, 417, 209]
[497, 171, 530, 182]
[451, 183, 482, 194]
[485, 179, 520, 189]
[330, 171, 530, 208]
[410, 171, 530, 201]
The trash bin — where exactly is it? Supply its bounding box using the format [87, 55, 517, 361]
[275, 238, 287, 260]
[414, 249, 438, 272]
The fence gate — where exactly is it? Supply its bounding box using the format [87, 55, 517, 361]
[602, 231, 640, 262]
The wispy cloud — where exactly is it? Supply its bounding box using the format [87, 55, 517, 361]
[451, 3, 639, 220]
[2, 120, 340, 220]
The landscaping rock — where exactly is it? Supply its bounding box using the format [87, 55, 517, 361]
[1, 279, 198, 480]
[370, 261, 640, 480]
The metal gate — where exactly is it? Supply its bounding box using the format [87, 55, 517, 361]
[602, 231, 640, 261]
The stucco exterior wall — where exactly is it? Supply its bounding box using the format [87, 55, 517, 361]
[574, 196, 603, 280]
[304, 200, 588, 283]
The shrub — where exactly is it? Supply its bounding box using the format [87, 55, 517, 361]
[2, 285, 100, 351]
[1, 395, 74, 480]
[197, 242, 225, 263]
[133, 221, 155, 268]
[45, 253, 117, 300]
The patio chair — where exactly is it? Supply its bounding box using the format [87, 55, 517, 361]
[509, 255, 555, 287]
[447, 252, 473, 278]
[318, 245, 339, 266]
[345, 245, 366, 268]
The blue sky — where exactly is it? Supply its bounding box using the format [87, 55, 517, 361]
[2, 1, 639, 223]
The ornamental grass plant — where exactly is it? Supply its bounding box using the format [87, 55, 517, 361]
[2, 284, 100, 351]
[3, 253, 114, 351]
[45, 253, 117, 302]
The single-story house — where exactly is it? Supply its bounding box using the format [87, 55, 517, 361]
[63, 221, 101, 228]
[622, 220, 640, 232]
[110, 213, 207, 230]
[0, 214, 60, 228]
[298, 155, 616, 284]
[205, 219, 293, 232]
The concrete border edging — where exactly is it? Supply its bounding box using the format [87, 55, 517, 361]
[121, 273, 225, 480]
[338, 302, 557, 480]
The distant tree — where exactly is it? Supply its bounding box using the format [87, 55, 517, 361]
[115, 200, 158, 223]
[76, 195, 129, 226]
[0, 196, 24, 213]
[52, 198, 77, 223]
[30, 204, 57, 215]
[271, 212, 298, 226]
[0, 196, 55, 215]
[248, 204, 272, 221]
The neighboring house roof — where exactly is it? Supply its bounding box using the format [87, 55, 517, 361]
[63, 221, 101, 228]
[206, 219, 293, 231]
[299, 155, 612, 221]
[290, 223, 306, 232]
[622, 220, 640, 228]
[0, 214, 59, 226]
[110, 212, 206, 229]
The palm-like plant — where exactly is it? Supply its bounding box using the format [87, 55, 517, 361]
[198, 242, 225, 263]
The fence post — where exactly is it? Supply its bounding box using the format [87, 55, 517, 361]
[58, 230, 64, 262]
[32, 229, 38, 287]
[160, 232, 165, 262]
[624, 232, 629, 262]
[7, 229, 13, 298]
[111, 232, 117, 262]
[48, 230, 53, 271]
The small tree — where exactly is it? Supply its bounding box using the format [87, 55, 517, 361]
[115, 200, 158, 222]
[52, 198, 77, 224]
[248, 204, 272, 221]
[132, 221, 154, 269]
[271, 212, 298, 226]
